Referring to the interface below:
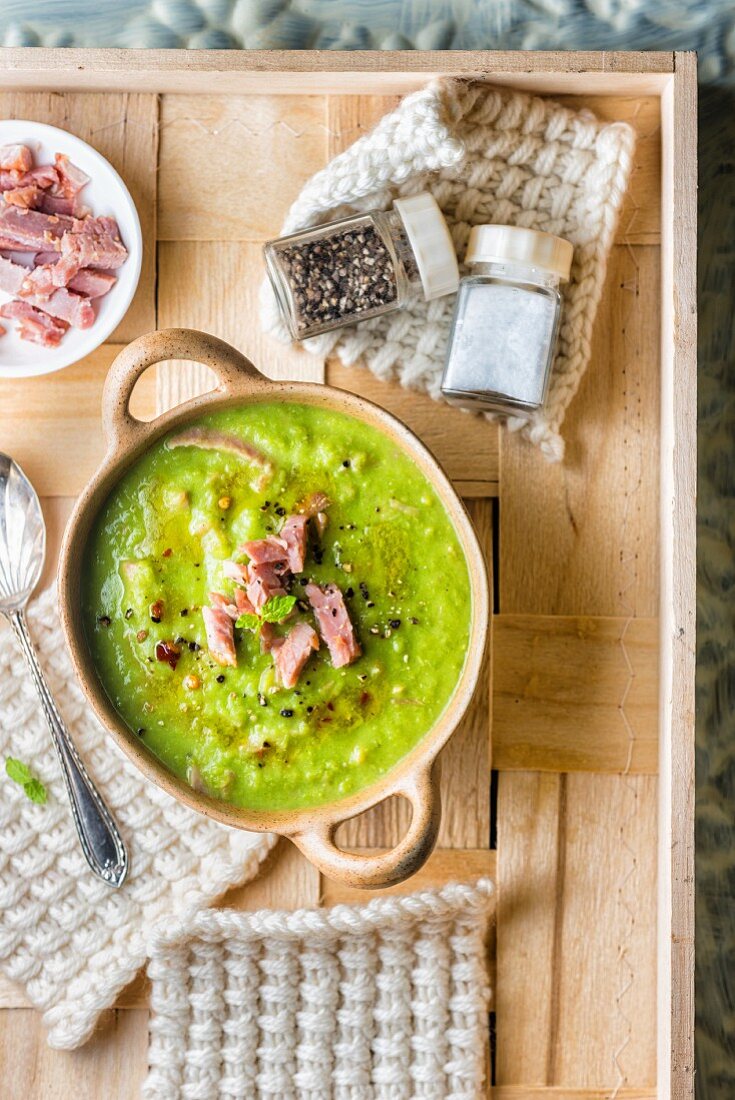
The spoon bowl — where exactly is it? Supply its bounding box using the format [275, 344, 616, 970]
[0, 454, 45, 613]
[0, 452, 128, 888]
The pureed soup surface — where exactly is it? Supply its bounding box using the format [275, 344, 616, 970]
[82, 402, 472, 812]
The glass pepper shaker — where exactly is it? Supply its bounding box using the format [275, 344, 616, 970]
[440, 225, 573, 415]
[264, 192, 459, 341]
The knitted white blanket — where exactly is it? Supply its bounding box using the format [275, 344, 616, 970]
[0, 587, 276, 1049]
[145, 878, 494, 1099]
[261, 79, 634, 461]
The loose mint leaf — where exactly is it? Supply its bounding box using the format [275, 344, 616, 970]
[261, 595, 297, 623]
[23, 778, 47, 805]
[6, 758, 47, 804]
[236, 613, 261, 632]
[5, 757, 32, 785]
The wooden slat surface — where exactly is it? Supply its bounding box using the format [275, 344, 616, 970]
[492, 1090, 656, 1100]
[500, 245, 660, 618]
[493, 614, 658, 774]
[158, 95, 328, 241]
[0, 65, 677, 1100]
[495, 772, 657, 1089]
[156, 241, 325, 385]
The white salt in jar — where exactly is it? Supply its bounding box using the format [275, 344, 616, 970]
[440, 225, 573, 415]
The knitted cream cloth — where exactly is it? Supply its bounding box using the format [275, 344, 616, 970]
[261, 79, 635, 461]
[145, 878, 493, 1100]
[0, 586, 276, 1050]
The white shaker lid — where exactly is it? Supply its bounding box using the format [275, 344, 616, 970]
[394, 192, 459, 301]
[465, 224, 573, 281]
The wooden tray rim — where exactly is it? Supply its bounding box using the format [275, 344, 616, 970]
[0, 47, 697, 1099]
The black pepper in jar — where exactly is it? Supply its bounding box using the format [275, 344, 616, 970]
[264, 192, 459, 342]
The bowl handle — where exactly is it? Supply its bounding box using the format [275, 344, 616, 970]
[102, 328, 266, 446]
[291, 763, 441, 889]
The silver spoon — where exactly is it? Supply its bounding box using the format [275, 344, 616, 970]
[0, 453, 128, 888]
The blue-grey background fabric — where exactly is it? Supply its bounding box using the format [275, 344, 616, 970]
[0, 2, 729, 1096]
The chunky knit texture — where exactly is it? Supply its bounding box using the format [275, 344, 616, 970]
[261, 79, 635, 461]
[144, 878, 494, 1099]
[0, 586, 276, 1049]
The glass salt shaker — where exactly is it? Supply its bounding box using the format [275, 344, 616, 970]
[264, 192, 459, 341]
[441, 225, 573, 415]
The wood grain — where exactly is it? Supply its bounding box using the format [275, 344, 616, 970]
[493, 614, 658, 774]
[492, 1090, 655, 1100]
[337, 497, 492, 850]
[658, 52, 697, 1100]
[0, 91, 158, 341]
[0, 1007, 148, 1100]
[158, 95, 327, 241]
[500, 245, 660, 618]
[0, 345, 156, 497]
[321, 847, 496, 906]
[0, 48, 675, 98]
[495, 771, 657, 1089]
[156, 240, 325, 401]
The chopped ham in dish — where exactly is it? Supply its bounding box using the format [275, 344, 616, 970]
[208, 591, 239, 620]
[0, 253, 94, 328]
[202, 606, 237, 668]
[234, 586, 255, 616]
[239, 536, 288, 565]
[68, 268, 117, 299]
[0, 144, 32, 174]
[0, 144, 128, 350]
[246, 560, 288, 613]
[0, 204, 75, 248]
[222, 559, 250, 587]
[54, 153, 90, 197]
[38, 193, 77, 217]
[259, 621, 281, 655]
[273, 622, 319, 688]
[305, 582, 361, 669]
[3, 185, 41, 209]
[0, 301, 68, 347]
[23, 164, 59, 190]
[57, 216, 127, 274]
[280, 514, 308, 573]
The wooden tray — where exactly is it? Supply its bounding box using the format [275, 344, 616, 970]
[0, 49, 696, 1100]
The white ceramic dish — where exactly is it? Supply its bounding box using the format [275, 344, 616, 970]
[0, 120, 142, 379]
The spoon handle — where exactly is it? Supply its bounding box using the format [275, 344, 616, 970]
[9, 610, 128, 888]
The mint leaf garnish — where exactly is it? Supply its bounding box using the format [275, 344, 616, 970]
[261, 595, 297, 623]
[236, 613, 261, 632]
[5, 757, 32, 785]
[236, 595, 297, 636]
[23, 778, 47, 805]
[5, 758, 47, 804]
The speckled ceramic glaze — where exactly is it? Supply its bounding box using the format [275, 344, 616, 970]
[58, 329, 489, 887]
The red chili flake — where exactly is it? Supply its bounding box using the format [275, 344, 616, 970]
[360, 691, 371, 707]
[150, 599, 164, 623]
[155, 640, 181, 670]
[326, 701, 335, 712]
[162, 548, 173, 558]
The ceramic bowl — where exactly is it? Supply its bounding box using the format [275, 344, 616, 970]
[0, 120, 142, 378]
[58, 329, 489, 888]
